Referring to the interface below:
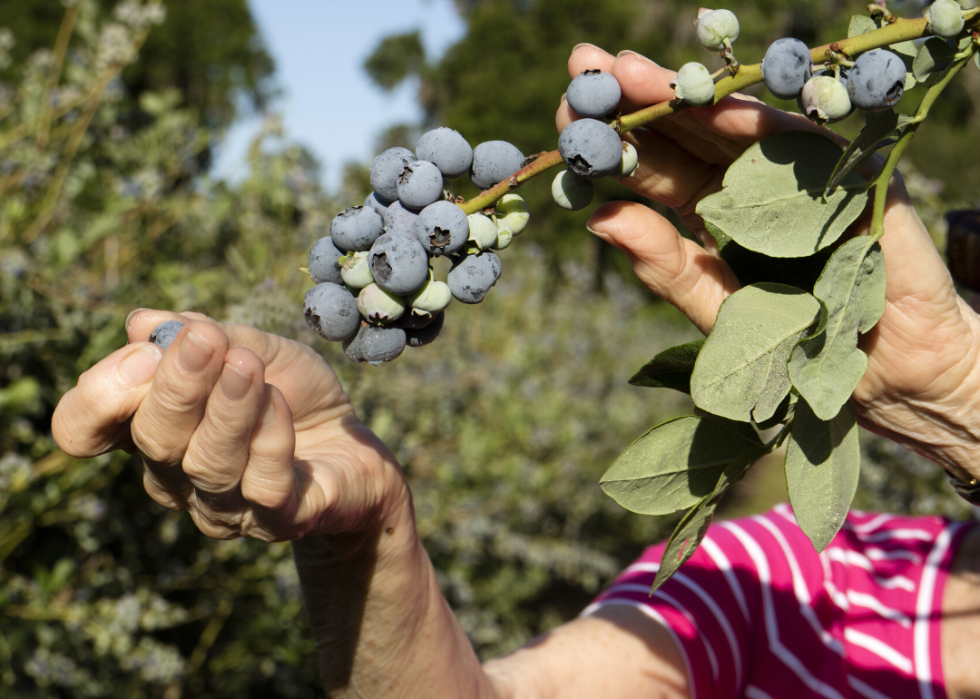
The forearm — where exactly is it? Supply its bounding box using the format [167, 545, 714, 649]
[291, 497, 501, 699]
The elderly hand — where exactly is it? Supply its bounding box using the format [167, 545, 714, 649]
[561, 46, 980, 479]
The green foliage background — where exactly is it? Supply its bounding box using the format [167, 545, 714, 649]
[0, 0, 977, 696]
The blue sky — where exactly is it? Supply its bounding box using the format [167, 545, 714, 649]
[213, 0, 466, 192]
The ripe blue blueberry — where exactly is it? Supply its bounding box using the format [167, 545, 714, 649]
[405, 310, 444, 348]
[761, 38, 813, 100]
[343, 322, 407, 365]
[364, 192, 389, 217]
[370, 147, 416, 205]
[304, 283, 360, 342]
[330, 205, 385, 252]
[448, 251, 502, 304]
[396, 160, 445, 211]
[369, 233, 430, 296]
[416, 128, 473, 179]
[551, 170, 594, 210]
[385, 200, 420, 238]
[416, 200, 469, 256]
[309, 236, 344, 285]
[558, 118, 623, 180]
[696, 9, 740, 51]
[470, 141, 525, 190]
[149, 321, 184, 351]
[847, 49, 907, 111]
[566, 70, 622, 118]
[671, 62, 715, 106]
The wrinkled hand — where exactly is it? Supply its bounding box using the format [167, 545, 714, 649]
[52, 310, 409, 542]
[561, 46, 980, 476]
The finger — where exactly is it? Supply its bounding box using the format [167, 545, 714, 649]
[183, 347, 267, 497]
[587, 201, 740, 335]
[52, 343, 163, 457]
[126, 309, 219, 344]
[241, 385, 297, 513]
[130, 321, 229, 466]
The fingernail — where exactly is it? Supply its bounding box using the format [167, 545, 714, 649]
[617, 50, 659, 66]
[219, 364, 251, 401]
[559, 92, 567, 105]
[125, 308, 149, 333]
[119, 345, 162, 386]
[572, 42, 599, 53]
[178, 332, 213, 373]
[259, 397, 278, 427]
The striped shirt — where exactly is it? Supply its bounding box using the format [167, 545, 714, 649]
[582, 504, 975, 699]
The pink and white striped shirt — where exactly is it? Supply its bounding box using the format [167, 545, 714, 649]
[583, 504, 975, 699]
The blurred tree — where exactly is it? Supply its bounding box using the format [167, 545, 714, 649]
[0, 0, 276, 133]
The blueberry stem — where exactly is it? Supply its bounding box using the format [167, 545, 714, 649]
[868, 43, 976, 241]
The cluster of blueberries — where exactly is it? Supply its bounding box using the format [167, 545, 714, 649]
[304, 128, 532, 364]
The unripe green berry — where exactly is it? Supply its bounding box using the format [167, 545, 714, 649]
[467, 212, 499, 251]
[696, 8, 739, 51]
[926, 0, 965, 39]
[340, 250, 374, 290]
[799, 75, 852, 124]
[494, 193, 530, 236]
[357, 283, 405, 325]
[614, 142, 639, 178]
[671, 62, 716, 106]
[407, 275, 452, 315]
[551, 169, 594, 211]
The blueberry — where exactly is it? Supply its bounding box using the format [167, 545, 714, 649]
[309, 236, 344, 285]
[356, 283, 405, 325]
[558, 118, 623, 180]
[448, 251, 502, 304]
[470, 141, 525, 190]
[330, 206, 385, 252]
[405, 310, 444, 348]
[926, 0, 965, 39]
[467, 212, 499, 251]
[613, 142, 639, 178]
[368, 233, 430, 296]
[847, 49, 907, 111]
[551, 169, 595, 210]
[566, 69, 622, 118]
[696, 9, 740, 51]
[364, 192, 389, 217]
[407, 275, 452, 315]
[340, 250, 374, 290]
[494, 193, 529, 236]
[415, 200, 469, 256]
[761, 38, 812, 100]
[671, 62, 715, 106]
[384, 201, 420, 238]
[149, 320, 184, 351]
[370, 147, 416, 205]
[343, 322, 407, 365]
[304, 283, 360, 341]
[798, 73, 853, 124]
[416, 128, 473, 179]
[399, 310, 439, 330]
[396, 160, 445, 211]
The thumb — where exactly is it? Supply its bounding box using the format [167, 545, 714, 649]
[587, 201, 740, 335]
[52, 343, 163, 457]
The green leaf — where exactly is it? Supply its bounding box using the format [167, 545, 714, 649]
[785, 399, 860, 552]
[913, 38, 957, 83]
[847, 15, 877, 37]
[629, 340, 705, 393]
[651, 442, 769, 591]
[691, 283, 822, 423]
[704, 221, 833, 289]
[824, 112, 912, 196]
[600, 415, 763, 515]
[696, 132, 869, 258]
[788, 239, 886, 420]
[754, 392, 795, 431]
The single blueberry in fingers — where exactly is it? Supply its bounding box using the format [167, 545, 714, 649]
[566, 69, 622, 118]
[149, 321, 185, 351]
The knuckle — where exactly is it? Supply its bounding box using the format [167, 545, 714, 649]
[189, 508, 240, 541]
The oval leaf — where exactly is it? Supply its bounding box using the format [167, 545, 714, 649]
[913, 38, 957, 83]
[696, 132, 869, 258]
[600, 416, 762, 515]
[789, 239, 886, 420]
[691, 283, 821, 423]
[629, 340, 705, 394]
[785, 400, 860, 552]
